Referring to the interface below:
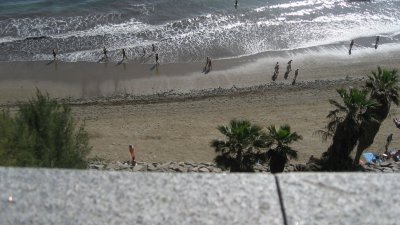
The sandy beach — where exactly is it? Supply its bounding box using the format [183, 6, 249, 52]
[2, 46, 400, 164]
[70, 79, 400, 164]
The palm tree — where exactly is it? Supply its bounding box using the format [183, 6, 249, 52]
[211, 119, 267, 172]
[265, 125, 302, 173]
[318, 88, 378, 170]
[354, 67, 400, 166]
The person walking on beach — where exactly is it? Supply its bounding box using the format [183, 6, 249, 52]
[287, 59, 292, 72]
[203, 56, 210, 72]
[129, 144, 137, 166]
[207, 57, 212, 71]
[103, 47, 108, 59]
[274, 62, 279, 74]
[375, 36, 380, 50]
[52, 49, 57, 60]
[292, 69, 299, 85]
[349, 40, 354, 55]
[155, 53, 159, 65]
[284, 59, 292, 79]
[272, 62, 279, 81]
[235, 0, 238, 9]
[385, 133, 393, 153]
[122, 48, 127, 61]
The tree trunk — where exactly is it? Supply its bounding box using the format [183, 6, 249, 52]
[233, 149, 242, 172]
[353, 121, 380, 167]
[353, 149, 363, 168]
[269, 153, 286, 173]
[354, 100, 390, 166]
[322, 118, 359, 171]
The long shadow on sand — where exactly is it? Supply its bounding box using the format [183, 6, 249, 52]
[116, 59, 125, 66]
[150, 64, 158, 71]
[46, 60, 55, 65]
[272, 71, 278, 81]
[142, 54, 154, 64]
[97, 57, 108, 63]
[202, 66, 212, 74]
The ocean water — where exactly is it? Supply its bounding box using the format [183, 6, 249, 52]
[0, 0, 400, 63]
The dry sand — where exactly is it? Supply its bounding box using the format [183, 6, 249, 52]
[69, 80, 400, 164]
[2, 47, 400, 163]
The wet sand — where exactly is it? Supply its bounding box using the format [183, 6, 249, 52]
[1, 46, 400, 163]
[1, 43, 400, 104]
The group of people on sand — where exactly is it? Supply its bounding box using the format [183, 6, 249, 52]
[52, 44, 160, 65]
[368, 119, 400, 162]
[348, 36, 380, 55]
[272, 59, 299, 85]
[107, 44, 159, 65]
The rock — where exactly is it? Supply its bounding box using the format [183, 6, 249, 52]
[147, 164, 158, 172]
[156, 163, 169, 172]
[87, 160, 400, 173]
[160, 162, 170, 168]
[198, 167, 210, 173]
[90, 164, 104, 170]
[184, 162, 195, 166]
[159, 167, 169, 172]
[188, 167, 198, 172]
[176, 167, 188, 173]
[294, 164, 307, 171]
[382, 168, 393, 173]
[133, 165, 144, 172]
[363, 168, 376, 172]
[379, 162, 392, 167]
[211, 167, 223, 173]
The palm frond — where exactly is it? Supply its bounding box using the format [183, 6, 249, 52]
[212, 119, 267, 172]
[329, 99, 347, 113]
[282, 146, 298, 160]
[313, 129, 332, 142]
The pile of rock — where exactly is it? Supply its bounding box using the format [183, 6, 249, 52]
[89, 161, 224, 173]
[63, 77, 364, 106]
[362, 162, 400, 173]
[89, 160, 400, 173]
[88, 161, 305, 173]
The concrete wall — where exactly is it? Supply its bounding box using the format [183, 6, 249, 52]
[0, 167, 399, 225]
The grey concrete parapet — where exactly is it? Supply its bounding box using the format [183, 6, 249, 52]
[0, 167, 283, 225]
[1, 167, 400, 225]
[277, 173, 400, 225]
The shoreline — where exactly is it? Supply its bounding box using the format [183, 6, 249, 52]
[1, 42, 400, 105]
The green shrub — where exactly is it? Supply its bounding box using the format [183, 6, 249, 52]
[211, 120, 267, 172]
[0, 90, 91, 169]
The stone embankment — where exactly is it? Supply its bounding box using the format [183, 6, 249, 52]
[88, 160, 400, 173]
[59, 77, 363, 106]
